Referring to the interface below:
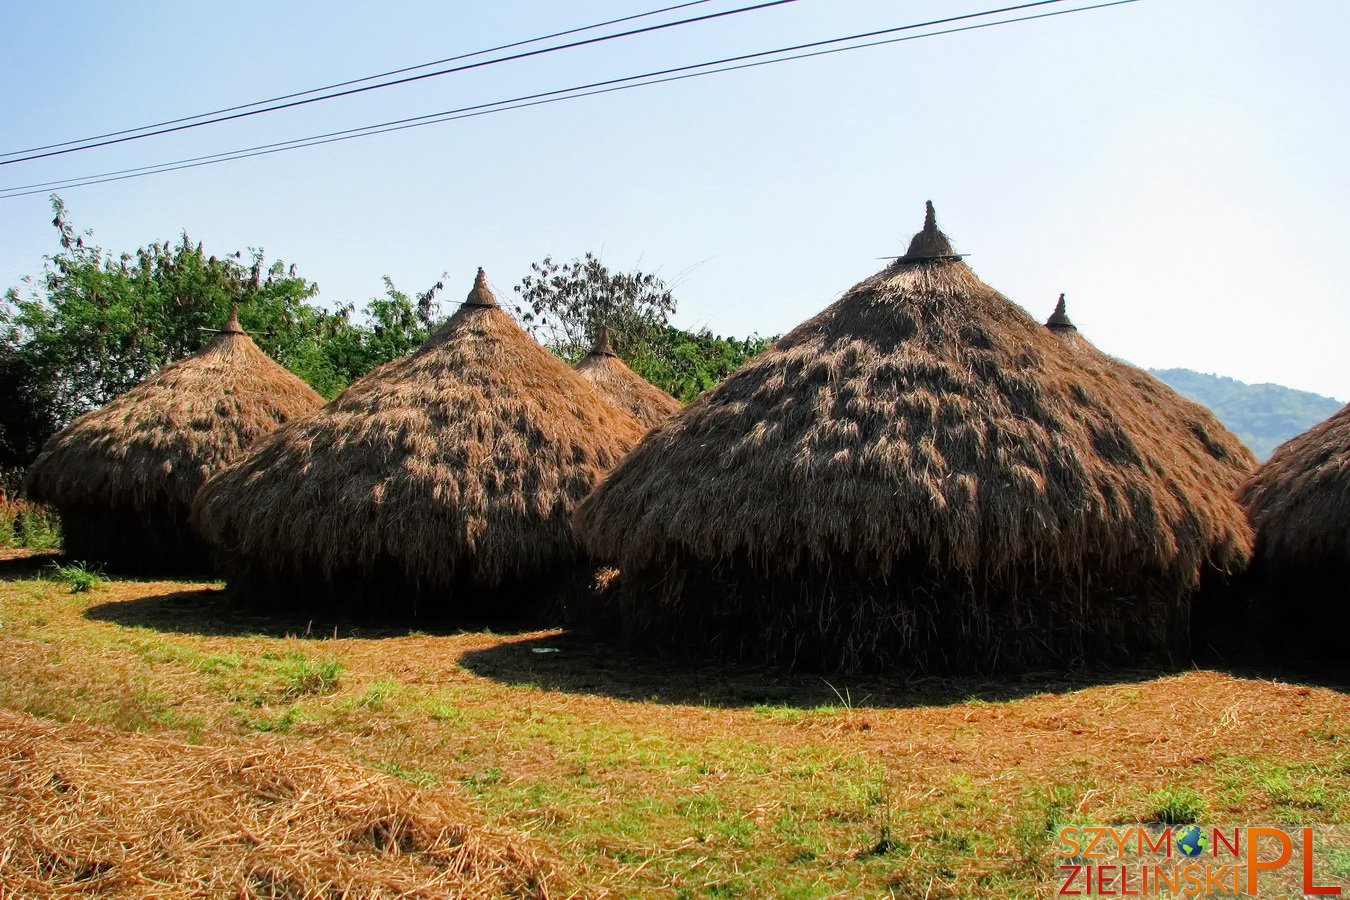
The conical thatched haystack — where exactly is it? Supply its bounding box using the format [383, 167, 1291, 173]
[1043, 294, 1255, 492]
[1042, 295, 1259, 657]
[1236, 403, 1350, 646]
[193, 270, 646, 613]
[574, 327, 681, 430]
[575, 204, 1254, 673]
[23, 307, 324, 574]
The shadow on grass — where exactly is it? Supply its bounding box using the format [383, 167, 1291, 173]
[456, 629, 1195, 709]
[82, 589, 1348, 706]
[1205, 656, 1350, 696]
[83, 587, 546, 641]
[0, 550, 61, 581]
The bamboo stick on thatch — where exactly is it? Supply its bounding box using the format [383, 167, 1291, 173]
[23, 306, 324, 574]
[193, 270, 647, 611]
[575, 203, 1256, 673]
[574, 326, 682, 430]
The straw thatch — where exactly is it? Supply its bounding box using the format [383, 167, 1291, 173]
[193, 270, 646, 613]
[574, 327, 682, 430]
[1043, 294, 1255, 492]
[1236, 402, 1350, 644]
[23, 308, 324, 574]
[1042, 295, 1259, 658]
[0, 709, 550, 898]
[574, 204, 1255, 673]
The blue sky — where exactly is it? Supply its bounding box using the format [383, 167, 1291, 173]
[3, 0, 1347, 400]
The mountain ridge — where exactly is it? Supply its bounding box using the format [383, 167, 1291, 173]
[1149, 368, 1344, 461]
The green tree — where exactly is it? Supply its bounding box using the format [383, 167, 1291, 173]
[2, 197, 333, 425]
[630, 326, 773, 402]
[2, 198, 458, 473]
[511, 253, 676, 361]
[0, 344, 60, 471]
[510, 252, 770, 400]
[317, 277, 446, 385]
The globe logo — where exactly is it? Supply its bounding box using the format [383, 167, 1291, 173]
[1175, 825, 1208, 859]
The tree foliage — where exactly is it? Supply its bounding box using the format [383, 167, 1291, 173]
[510, 253, 770, 402]
[309, 277, 445, 393]
[629, 326, 773, 403]
[3, 197, 332, 419]
[2, 201, 766, 477]
[0, 198, 447, 470]
[0, 344, 60, 472]
[511, 252, 676, 362]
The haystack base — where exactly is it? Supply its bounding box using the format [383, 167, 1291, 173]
[57, 503, 214, 577]
[219, 557, 599, 627]
[609, 554, 1191, 675]
[1221, 560, 1350, 661]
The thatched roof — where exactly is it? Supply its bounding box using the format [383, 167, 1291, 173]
[24, 307, 324, 512]
[574, 204, 1255, 669]
[579, 209, 1253, 579]
[574, 326, 682, 429]
[193, 270, 647, 596]
[1238, 402, 1350, 570]
[1043, 293, 1256, 488]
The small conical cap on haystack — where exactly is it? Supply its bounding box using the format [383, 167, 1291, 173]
[25, 309, 324, 513]
[1238, 402, 1350, 570]
[576, 203, 1254, 662]
[574, 326, 682, 430]
[1046, 294, 1076, 331]
[898, 200, 963, 261]
[1045, 294, 1255, 482]
[193, 270, 647, 595]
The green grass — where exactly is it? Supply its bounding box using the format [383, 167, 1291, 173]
[1212, 755, 1350, 820]
[0, 500, 62, 551]
[370, 760, 440, 788]
[0, 568, 1346, 898]
[1328, 847, 1350, 880]
[43, 560, 106, 593]
[1143, 786, 1207, 825]
[274, 652, 342, 699]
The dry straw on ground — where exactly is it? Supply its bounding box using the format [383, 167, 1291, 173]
[0, 709, 549, 898]
[194, 270, 646, 609]
[573, 327, 682, 430]
[22, 307, 324, 574]
[575, 203, 1255, 673]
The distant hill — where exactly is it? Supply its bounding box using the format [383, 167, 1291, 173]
[1149, 368, 1345, 461]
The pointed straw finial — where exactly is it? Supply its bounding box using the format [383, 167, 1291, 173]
[462, 267, 497, 308]
[1046, 293, 1076, 331]
[220, 301, 244, 334]
[591, 325, 617, 357]
[898, 200, 961, 262]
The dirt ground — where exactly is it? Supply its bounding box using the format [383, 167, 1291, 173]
[0, 551, 1346, 897]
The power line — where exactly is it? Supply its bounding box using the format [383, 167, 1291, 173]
[0, 0, 1139, 200]
[0, 0, 1134, 197]
[0, 0, 802, 166]
[0, 0, 720, 159]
